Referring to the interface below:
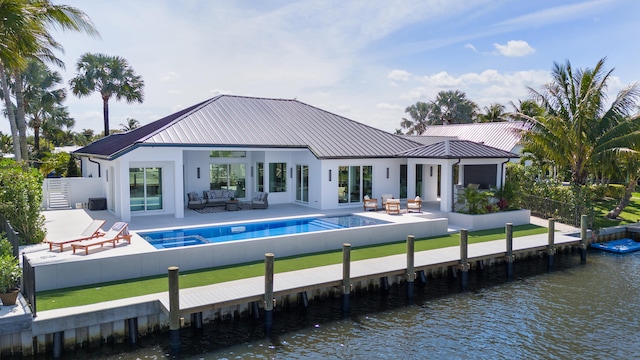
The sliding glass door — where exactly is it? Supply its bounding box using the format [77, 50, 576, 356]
[296, 165, 309, 203]
[130, 167, 162, 212]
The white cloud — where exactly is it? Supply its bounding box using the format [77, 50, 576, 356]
[209, 89, 233, 96]
[407, 69, 552, 107]
[465, 43, 478, 53]
[387, 70, 412, 82]
[493, 40, 535, 57]
[161, 72, 180, 81]
[376, 103, 404, 110]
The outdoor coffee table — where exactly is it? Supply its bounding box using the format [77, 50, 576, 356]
[225, 200, 239, 211]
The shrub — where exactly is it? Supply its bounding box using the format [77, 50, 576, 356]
[0, 233, 11, 257]
[0, 159, 46, 244]
[605, 184, 626, 199]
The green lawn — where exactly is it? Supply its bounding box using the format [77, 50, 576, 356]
[593, 192, 640, 228]
[36, 224, 546, 311]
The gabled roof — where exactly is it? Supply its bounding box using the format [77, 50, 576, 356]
[74, 95, 422, 160]
[416, 121, 529, 152]
[397, 140, 519, 159]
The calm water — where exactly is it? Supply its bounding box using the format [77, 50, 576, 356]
[56, 250, 640, 359]
[140, 215, 389, 249]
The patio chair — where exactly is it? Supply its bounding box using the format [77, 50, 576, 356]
[251, 192, 269, 209]
[71, 222, 132, 255]
[407, 196, 422, 213]
[44, 219, 106, 252]
[187, 191, 206, 209]
[385, 198, 401, 214]
[381, 194, 393, 209]
[363, 195, 378, 211]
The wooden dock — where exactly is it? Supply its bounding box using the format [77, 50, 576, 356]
[157, 232, 583, 316]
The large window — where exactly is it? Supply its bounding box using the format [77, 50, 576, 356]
[130, 167, 162, 212]
[210, 164, 246, 198]
[296, 165, 309, 203]
[338, 165, 372, 204]
[269, 163, 287, 193]
[415, 164, 423, 198]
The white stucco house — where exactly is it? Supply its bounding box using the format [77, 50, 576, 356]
[71, 95, 518, 221]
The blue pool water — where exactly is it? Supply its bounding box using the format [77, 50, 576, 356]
[140, 215, 389, 249]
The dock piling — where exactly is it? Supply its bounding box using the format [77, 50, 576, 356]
[264, 253, 275, 335]
[506, 223, 513, 279]
[342, 243, 351, 316]
[127, 318, 138, 345]
[580, 215, 588, 264]
[406, 235, 415, 301]
[547, 219, 556, 270]
[168, 266, 181, 355]
[460, 229, 469, 291]
[191, 312, 203, 330]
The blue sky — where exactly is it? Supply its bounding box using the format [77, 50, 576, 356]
[2, 0, 638, 135]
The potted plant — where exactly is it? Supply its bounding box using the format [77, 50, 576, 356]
[0, 254, 21, 306]
[0, 236, 21, 306]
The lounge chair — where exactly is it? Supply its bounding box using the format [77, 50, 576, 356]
[71, 222, 131, 255]
[407, 196, 422, 213]
[44, 219, 106, 252]
[385, 199, 401, 214]
[363, 195, 378, 211]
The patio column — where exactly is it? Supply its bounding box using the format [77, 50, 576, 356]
[406, 161, 416, 199]
[440, 159, 455, 212]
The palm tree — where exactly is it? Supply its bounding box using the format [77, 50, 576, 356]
[69, 53, 145, 137]
[400, 101, 433, 135]
[119, 118, 140, 131]
[521, 58, 640, 186]
[478, 103, 508, 123]
[0, 132, 12, 155]
[19, 59, 66, 152]
[432, 90, 478, 125]
[41, 105, 74, 146]
[0, 0, 98, 161]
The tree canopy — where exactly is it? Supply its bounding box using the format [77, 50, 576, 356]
[69, 53, 145, 137]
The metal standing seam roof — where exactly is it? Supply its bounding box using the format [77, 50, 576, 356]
[418, 122, 529, 152]
[397, 139, 519, 159]
[74, 95, 423, 159]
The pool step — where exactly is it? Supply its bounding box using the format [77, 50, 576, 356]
[308, 219, 343, 230]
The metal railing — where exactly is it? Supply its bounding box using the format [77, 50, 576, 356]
[0, 212, 20, 258]
[522, 194, 593, 229]
[22, 253, 36, 317]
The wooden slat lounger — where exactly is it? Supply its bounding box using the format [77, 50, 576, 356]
[44, 219, 106, 252]
[71, 222, 131, 255]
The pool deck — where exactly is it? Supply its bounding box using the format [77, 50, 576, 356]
[22, 202, 451, 265]
[3, 204, 581, 338]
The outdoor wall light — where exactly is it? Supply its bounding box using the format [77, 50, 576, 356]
[197, 167, 200, 179]
[430, 166, 433, 177]
[386, 167, 389, 179]
[329, 169, 332, 182]
[290, 168, 293, 178]
[251, 166, 254, 178]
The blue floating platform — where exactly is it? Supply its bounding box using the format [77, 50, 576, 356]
[590, 238, 640, 254]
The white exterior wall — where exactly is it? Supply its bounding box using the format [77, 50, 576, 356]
[76, 145, 512, 220]
[319, 158, 407, 210]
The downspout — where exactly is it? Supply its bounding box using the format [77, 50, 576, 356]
[88, 158, 101, 178]
[500, 159, 509, 189]
[451, 158, 461, 212]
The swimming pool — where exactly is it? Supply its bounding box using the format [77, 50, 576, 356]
[140, 215, 390, 249]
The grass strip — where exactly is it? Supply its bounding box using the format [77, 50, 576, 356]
[36, 224, 545, 311]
